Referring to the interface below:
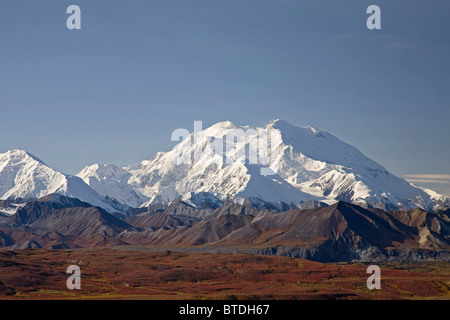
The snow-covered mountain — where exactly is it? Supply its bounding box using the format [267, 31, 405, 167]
[78, 119, 449, 212]
[0, 149, 124, 213]
[2, 120, 447, 213]
[78, 164, 149, 208]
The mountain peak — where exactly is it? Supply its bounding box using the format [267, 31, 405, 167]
[89, 119, 449, 211]
[77, 163, 147, 208]
[204, 120, 238, 134]
[267, 118, 291, 129]
[79, 163, 127, 179]
[2, 149, 45, 165]
[268, 119, 325, 136]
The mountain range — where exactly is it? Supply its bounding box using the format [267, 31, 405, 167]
[1, 119, 448, 215]
[1, 119, 450, 262]
[0, 194, 449, 262]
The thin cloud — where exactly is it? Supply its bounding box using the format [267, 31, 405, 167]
[405, 174, 450, 180]
[406, 179, 450, 184]
[404, 174, 450, 197]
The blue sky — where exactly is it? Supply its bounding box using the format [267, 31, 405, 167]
[1, 0, 449, 195]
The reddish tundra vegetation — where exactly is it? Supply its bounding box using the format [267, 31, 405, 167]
[0, 248, 449, 300]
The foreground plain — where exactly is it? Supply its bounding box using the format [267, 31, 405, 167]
[0, 248, 449, 300]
